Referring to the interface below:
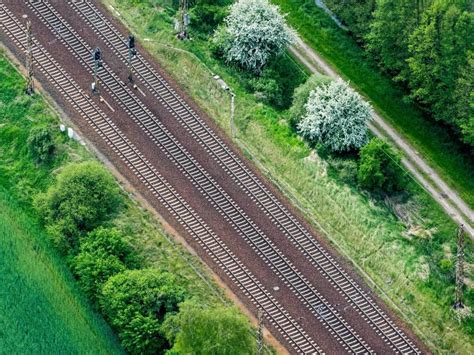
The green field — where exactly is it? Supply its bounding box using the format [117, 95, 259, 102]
[104, 0, 473, 351]
[0, 191, 123, 354]
[271, 0, 474, 209]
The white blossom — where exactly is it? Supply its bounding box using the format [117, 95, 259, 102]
[298, 79, 372, 152]
[214, 0, 296, 74]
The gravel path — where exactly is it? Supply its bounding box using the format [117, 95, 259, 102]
[290, 37, 474, 238]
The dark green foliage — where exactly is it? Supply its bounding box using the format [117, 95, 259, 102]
[27, 126, 55, 163]
[322, 0, 474, 147]
[407, 1, 473, 138]
[72, 227, 138, 302]
[100, 269, 188, 354]
[289, 73, 332, 127]
[324, 0, 376, 41]
[190, 3, 230, 36]
[358, 137, 406, 193]
[163, 301, 257, 355]
[35, 162, 122, 253]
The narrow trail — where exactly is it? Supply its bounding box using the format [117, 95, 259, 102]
[290, 37, 474, 238]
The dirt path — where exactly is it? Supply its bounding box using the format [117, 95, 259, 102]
[290, 37, 474, 238]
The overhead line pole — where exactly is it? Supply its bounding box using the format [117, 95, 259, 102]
[25, 19, 34, 95]
[454, 224, 465, 309]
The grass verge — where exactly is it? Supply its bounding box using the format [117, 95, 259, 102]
[104, 0, 473, 351]
[271, 0, 474, 209]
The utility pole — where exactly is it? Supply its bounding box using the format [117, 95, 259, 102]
[257, 309, 264, 355]
[25, 19, 34, 95]
[230, 91, 236, 138]
[454, 224, 465, 309]
[127, 35, 137, 82]
[91, 47, 102, 94]
[177, 0, 189, 40]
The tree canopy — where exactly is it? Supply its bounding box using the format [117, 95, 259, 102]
[163, 301, 257, 355]
[298, 79, 372, 152]
[213, 0, 295, 74]
[100, 269, 187, 354]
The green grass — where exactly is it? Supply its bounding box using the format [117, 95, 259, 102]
[104, 0, 473, 351]
[0, 190, 123, 354]
[271, 0, 474, 209]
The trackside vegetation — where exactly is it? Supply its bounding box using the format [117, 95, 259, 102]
[0, 50, 258, 353]
[105, 0, 473, 351]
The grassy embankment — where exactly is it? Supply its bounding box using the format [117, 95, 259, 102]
[105, 0, 473, 352]
[0, 47, 224, 352]
[272, 0, 474, 209]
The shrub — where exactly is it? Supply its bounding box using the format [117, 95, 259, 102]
[212, 0, 295, 74]
[289, 74, 332, 127]
[439, 258, 454, 273]
[27, 126, 55, 163]
[100, 269, 188, 354]
[72, 227, 138, 302]
[190, 3, 230, 36]
[163, 301, 256, 355]
[35, 161, 122, 253]
[357, 137, 406, 193]
[298, 79, 371, 152]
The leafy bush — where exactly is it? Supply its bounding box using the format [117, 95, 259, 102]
[163, 301, 256, 355]
[35, 162, 122, 253]
[357, 137, 406, 193]
[190, 3, 230, 36]
[289, 74, 332, 127]
[72, 227, 138, 302]
[439, 258, 454, 273]
[298, 79, 371, 152]
[213, 0, 295, 74]
[27, 126, 55, 163]
[100, 269, 187, 354]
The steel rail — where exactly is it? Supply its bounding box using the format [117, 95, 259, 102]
[27, 2, 371, 352]
[66, 1, 420, 353]
[0, 5, 320, 353]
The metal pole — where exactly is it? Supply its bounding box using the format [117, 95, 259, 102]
[454, 224, 465, 309]
[257, 309, 264, 355]
[230, 92, 236, 138]
[25, 20, 34, 95]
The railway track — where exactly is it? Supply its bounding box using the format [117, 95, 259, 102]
[26, 2, 376, 352]
[65, 1, 421, 353]
[0, 4, 321, 353]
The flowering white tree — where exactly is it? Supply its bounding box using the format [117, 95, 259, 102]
[298, 79, 372, 152]
[213, 0, 295, 74]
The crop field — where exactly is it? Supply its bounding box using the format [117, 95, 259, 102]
[0, 191, 123, 354]
[103, 0, 473, 352]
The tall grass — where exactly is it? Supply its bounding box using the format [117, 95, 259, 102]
[104, 0, 473, 351]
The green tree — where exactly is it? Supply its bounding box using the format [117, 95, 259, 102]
[407, 1, 473, 135]
[35, 161, 122, 253]
[100, 269, 187, 354]
[163, 301, 257, 355]
[455, 51, 474, 146]
[72, 227, 138, 302]
[324, 0, 376, 41]
[289, 74, 332, 128]
[27, 126, 55, 163]
[366, 0, 431, 79]
[357, 137, 406, 193]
